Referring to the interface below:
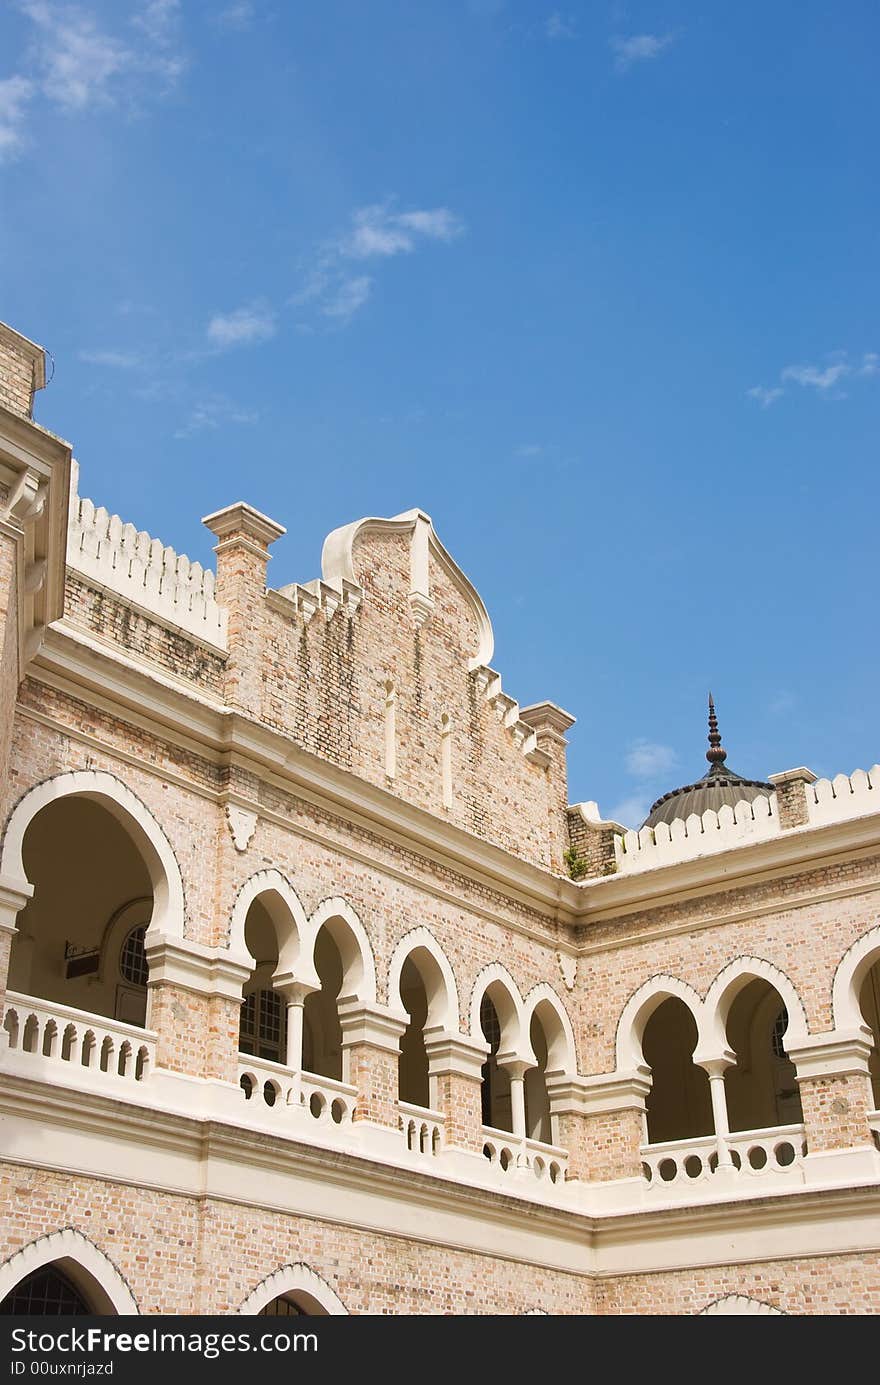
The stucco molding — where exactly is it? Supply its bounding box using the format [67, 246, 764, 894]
[387, 926, 460, 1032]
[237, 1262, 348, 1316]
[0, 1228, 139, 1315]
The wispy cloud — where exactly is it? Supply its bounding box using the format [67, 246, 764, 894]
[546, 11, 576, 40]
[515, 443, 545, 458]
[174, 394, 259, 439]
[611, 32, 675, 72]
[291, 200, 465, 327]
[206, 303, 276, 350]
[0, 76, 35, 161]
[215, 2, 256, 31]
[747, 385, 784, 409]
[607, 793, 652, 830]
[748, 351, 878, 407]
[625, 740, 677, 778]
[1, 0, 186, 161]
[78, 348, 143, 368]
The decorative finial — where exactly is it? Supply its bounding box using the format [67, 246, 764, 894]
[706, 692, 727, 767]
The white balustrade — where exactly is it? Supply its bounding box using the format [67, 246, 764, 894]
[237, 1056, 357, 1130]
[2, 992, 155, 1088]
[641, 1124, 807, 1190]
[398, 1101, 444, 1157]
[480, 1125, 567, 1185]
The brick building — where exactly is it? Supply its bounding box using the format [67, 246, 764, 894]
[0, 319, 878, 1315]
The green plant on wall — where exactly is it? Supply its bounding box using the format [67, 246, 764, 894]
[563, 847, 589, 881]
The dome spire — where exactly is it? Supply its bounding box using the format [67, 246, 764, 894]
[706, 692, 727, 769]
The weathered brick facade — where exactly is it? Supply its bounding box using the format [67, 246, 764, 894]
[0, 319, 878, 1316]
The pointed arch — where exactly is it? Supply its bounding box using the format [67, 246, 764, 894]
[833, 923, 880, 1032]
[469, 963, 527, 1055]
[388, 928, 459, 1032]
[229, 870, 313, 981]
[1, 771, 185, 939]
[703, 956, 809, 1053]
[523, 983, 577, 1074]
[306, 897, 376, 1003]
[699, 1294, 784, 1315]
[615, 974, 707, 1070]
[237, 1263, 348, 1316]
[0, 1229, 139, 1315]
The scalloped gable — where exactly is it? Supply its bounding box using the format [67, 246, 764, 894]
[321, 508, 494, 671]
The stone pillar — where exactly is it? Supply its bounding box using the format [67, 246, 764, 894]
[424, 1030, 488, 1152]
[338, 997, 408, 1129]
[789, 1030, 877, 1155]
[565, 802, 625, 880]
[545, 1070, 652, 1182]
[695, 1051, 736, 1169]
[145, 935, 252, 1083]
[202, 502, 285, 718]
[0, 877, 33, 1041]
[768, 767, 817, 830]
[519, 702, 576, 873]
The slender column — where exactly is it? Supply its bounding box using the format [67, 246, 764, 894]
[497, 1052, 534, 1164]
[696, 1053, 736, 1169]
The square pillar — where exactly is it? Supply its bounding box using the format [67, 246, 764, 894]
[768, 767, 817, 830]
[338, 998, 408, 1129]
[145, 935, 252, 1083]
[548, 1068, 651, 1182]
[425, 1030, 489, 1153]
[789, 1030, 877, 1153]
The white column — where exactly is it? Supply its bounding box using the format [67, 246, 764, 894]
[698, 1055, 735, 1170]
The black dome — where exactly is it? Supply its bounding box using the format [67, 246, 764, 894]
[641, 696, 773, 830]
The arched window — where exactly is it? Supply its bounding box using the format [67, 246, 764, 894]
[1, 1266, 91, 1315]
[724, 982, 803, 1130]
[302, 927, 345, 1081]
[240, 988, 286, 1064]
[643, 997, 713, 1143]
[258, 1293, 307, 1316]
[480, 992, 512, 1132]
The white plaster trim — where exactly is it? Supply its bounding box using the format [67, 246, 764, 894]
[1, 770, 186, 940]
[0, 1228, 139, 1315]
[320, 509, 494, 670]
[523, 982, 577, 1075]
[387, 926, 460, 1032]
[616, 975, 708, 1070]
[702, 955, 809, 1053]
[229, 869, 313, 983]
[225, 805, 257, 852]
[833, 921, 880, 1032]
[237, 1263, 348, 1315]
[468, 962, 530, 1058]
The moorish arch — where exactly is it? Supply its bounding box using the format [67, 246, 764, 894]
[229, 870, 314, 982]
[702, 956, 810, 1054]
[237, 1263, 348, 1316]
[468, 963, 528, 1053]
[0, 1229, 139, 1315]
[305, 897, 377, 1004]
[1, 770, 186, 940]
[832, 922, 880, 1032]
[615, 974, 708, 1071]
[388, 927, 459, 1032]
[699, 1294, 784, 1315]
[523, 983, 577, 1075]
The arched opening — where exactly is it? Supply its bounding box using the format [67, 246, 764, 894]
[524, 1012, 552, 1144]
[724, 979, 804, 1130]
[302, 926, 345, 1081]
[239, 898, 287, 1064]
[858, 958, 880, 1109]
[258, 1291, 327, 1316]
[8, 797, 153, 1026]
[480, 990, 513, 1132]
[1, 1264, 96, 1315]
[398, 956, 430, 1108]
[643, 997, 713, 1143]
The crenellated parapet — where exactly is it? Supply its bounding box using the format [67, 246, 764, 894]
[68, 462, 227, 648]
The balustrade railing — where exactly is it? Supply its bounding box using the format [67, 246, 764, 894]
[2, 992, 155, 1088]
[641, 1124, 807, 1189]
[480, 1125, 567, 1185]
[237, 1055, 357, 1129]
[398, 1101, 444, 1156]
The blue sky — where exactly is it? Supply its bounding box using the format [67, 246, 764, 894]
[2, 1, 878, 825]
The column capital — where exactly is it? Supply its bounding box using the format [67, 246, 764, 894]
[424, 1028, 488, 1081]
[496, 1048, 537, 1081]
[337, 997, 408, 1052]
[0, 874, 33, 933]
[555, 1066, 651, 1116]
[788, 1028, 875, 1080]
[273, 971, 320, 1003]
[693, 1048, 737, 1077]
[144, 934, 253, 1001]
[202, 501, 286, 554]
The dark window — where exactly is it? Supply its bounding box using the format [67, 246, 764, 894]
[258, 1293, 306, 1316]
[1, 1266, 91, 1315]
[239, 988, 285, 1063]
[119, 926, 149, 988]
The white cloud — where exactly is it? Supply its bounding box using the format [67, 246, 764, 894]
[607, 794, 651, 830]
[291, 200, 464, 327]
[0, 76, 35, 161]
[859, 352, 879, 377]
[174, 394, 259, 438]
[546, 12, 576, 40]
[132, 0, 180, 47]
[747, 385, 784, 408]
[216, 2, 256, 31]
[78, 348, 142, 368]
[611, 32, 675, 72]
[322, 276, 372, 322]
[341, 203, 464, 260]
[19, 1, 132, 110]
[781, 361, 849, 391]
[516, 443, 544, 457]
[625, 739, 677, 778]
[206, 304, 276, 349]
